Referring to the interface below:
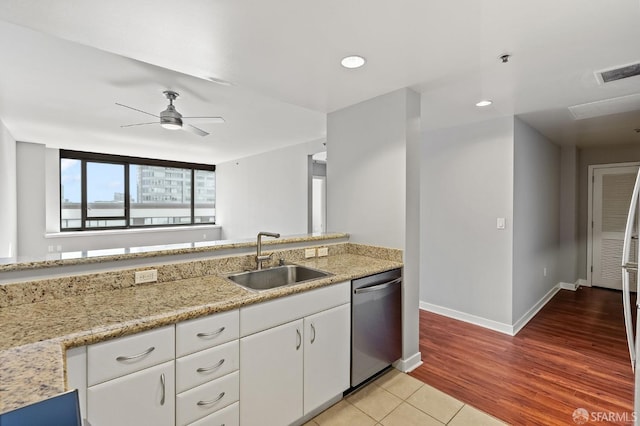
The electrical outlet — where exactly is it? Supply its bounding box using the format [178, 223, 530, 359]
[317, 247, 329, 257]
[304, 248, 317, 258]
[135, 269, 158, 284]
[543, 267, 547, 277]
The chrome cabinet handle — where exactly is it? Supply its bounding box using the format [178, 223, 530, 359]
[310, 323, 316, 344]
[197, 359, 225, 373]
[197, 392, 225, 406]
[623, 262, 638, 272]
[197, 327, 225, 338]
[353, 278, 402, 294]
[296, 328, 301, 350]
[116, 346, 155, 362]
[160, 373, 166, 406]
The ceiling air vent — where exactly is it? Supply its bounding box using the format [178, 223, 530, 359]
[568, 93, 640, 120]
[596, 62, 640, 84]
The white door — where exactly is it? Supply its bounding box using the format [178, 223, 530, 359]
[86, 361, 175, 426]
[303, 304, 351, 415]
[592, 165, 639, 289]
[239, 319, 303, 426]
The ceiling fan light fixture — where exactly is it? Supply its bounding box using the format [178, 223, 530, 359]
[341, 55, 366, 69]
[161, 117, 183, 130]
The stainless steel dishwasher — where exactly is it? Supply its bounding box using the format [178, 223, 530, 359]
[351, 268, 402, 388]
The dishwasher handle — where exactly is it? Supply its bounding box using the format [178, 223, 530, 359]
[354, 278, 402, 294]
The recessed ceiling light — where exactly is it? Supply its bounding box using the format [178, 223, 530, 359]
[475, 100, 493, 107]
[341, 55, 366, 69]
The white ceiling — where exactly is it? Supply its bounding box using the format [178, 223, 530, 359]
[0, 0, 639, 163]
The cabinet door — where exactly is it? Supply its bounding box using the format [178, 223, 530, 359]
[87, 361, 175, 426]
[239, 319, 303, 426]
[304, 304, 351, 415]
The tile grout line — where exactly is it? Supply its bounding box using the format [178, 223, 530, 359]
[344, 394, 382, 424]
[445, 403, 466, 425]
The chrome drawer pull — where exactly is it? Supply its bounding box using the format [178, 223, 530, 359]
[197, 359, 225, 373]
[197, 327, 225, 338]
[160, 373, 166, 406]
[197, 392, 225, 406]
[116, 346, 155, 362]
[296, 329, 301, 350]
[310, 323, 316, 344]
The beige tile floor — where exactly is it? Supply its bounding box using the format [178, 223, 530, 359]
[306, 369, 507, 426]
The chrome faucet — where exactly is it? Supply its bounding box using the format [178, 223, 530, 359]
[256, 232, 280, 270]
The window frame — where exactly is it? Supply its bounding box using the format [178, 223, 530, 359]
[60, 150, 215, 232]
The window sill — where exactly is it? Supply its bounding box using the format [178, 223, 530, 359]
[45, 224, 221, 238]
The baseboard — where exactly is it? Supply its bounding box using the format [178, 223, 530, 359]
[577, 278, 589, 287]
[420, 284, 562, 336]
[560, 282, 578, 291]
[512, 285, 561, 335]
[419, 301, 514, 335]
[393, 352, 423, 373]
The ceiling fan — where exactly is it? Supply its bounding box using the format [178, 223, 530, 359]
[116, 90, 224, 137]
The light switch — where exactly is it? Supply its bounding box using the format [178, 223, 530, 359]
[497, 217, 506, 230]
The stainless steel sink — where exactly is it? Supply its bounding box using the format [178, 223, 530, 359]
[227, 265, 332, 291]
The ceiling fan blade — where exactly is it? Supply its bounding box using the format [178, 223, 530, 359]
[120, 122, 160, 128]
[115, 103, 160, 118]
[182, 116, 225, 124]
[182, 124, 209, 137]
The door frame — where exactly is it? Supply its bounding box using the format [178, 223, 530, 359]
[587, 161, 640, 286]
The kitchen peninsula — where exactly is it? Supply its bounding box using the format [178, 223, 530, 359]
[0, 233, 403, 425]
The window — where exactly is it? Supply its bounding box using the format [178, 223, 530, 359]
[60, 150, 216, 231]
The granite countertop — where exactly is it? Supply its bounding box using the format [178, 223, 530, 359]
[0, 253, 402, 413]
[0, 232, 349, 273]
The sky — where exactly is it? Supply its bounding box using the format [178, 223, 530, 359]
[60, 159, 137, 202]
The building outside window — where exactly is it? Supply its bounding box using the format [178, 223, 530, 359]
[60, 150, 215, 231]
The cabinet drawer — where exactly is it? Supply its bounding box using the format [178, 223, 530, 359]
[240, 281, 350, 336]
[187, 401, 239, 426]
[176, 371, 239, 426]
[87, 326, 174, 386]
[176, 310, 239, 357]
[176, 340, 239, 393]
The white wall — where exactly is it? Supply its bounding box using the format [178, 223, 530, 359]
[420, 116, 514, 326]
[327, 89, 407, 248]
[512, 118, 560, 322]
[16, 143, 222, 256]
[17, 142, 47, 257]
[0, 120, 17, 258]
[559, 145, 578, 284]
[327, 88, 421, 370]
[216, 139, 325, 240]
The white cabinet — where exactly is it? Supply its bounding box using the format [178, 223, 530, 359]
[176, 310, 240, 426]
[176, 310, 239, 357]
[303, 304, 351, 414]
[68, 311, 239, 426]
[87, 360, 175, 426]
[188, 402, 239, 426]
[67, 282, 351, 426]
[87, 326, 174, 386]
[239, 283, 351, 426]
[176, 340, 239, 393]
[176, 371, 239, 426]
[240, 319, 304, 426]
